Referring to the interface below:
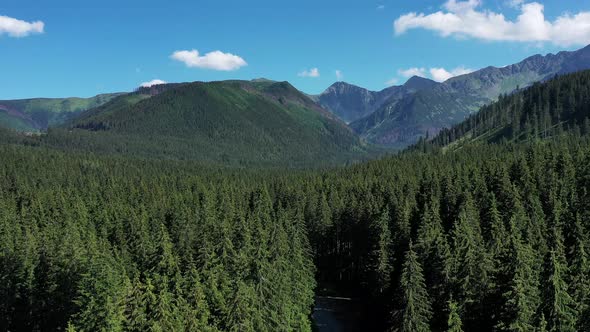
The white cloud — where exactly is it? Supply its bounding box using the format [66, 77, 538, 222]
[398, 67, 427, 78]
[429, 66, 474, 82]
[0, 15, 44, 37]
[394, 0, 590, 47]
[171, 49, 247, 71]
[335, 70, 343, 80]
[140, 79, 167, 87]
[377, 5, 385, 10]
[397, 65, 475, 83]
[298, 68, 320, 78]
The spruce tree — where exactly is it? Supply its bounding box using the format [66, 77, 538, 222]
[567, 215, 589, 330]
[447, 300, 463, 332]
[124, 277, 148, 332]
[393, 241, 432, 332]
[451, 194, 492, 328]
[496, 217, 540, 331]
[370, 207, 393, 295]
[416, 198, 452, 330]
[541, 229, 578, 332]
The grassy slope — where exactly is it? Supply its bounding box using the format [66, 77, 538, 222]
[0, 93, 123, 131]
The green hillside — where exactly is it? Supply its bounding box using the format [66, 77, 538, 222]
[426, 70, 590, 150]
[26, 80, 374, 168]
[0, 93, 123, 131]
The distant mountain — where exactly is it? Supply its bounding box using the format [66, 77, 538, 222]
[47, 80, 374, 168]
[351, 44, 590, 149]
[0, 93, 123, 131]
[313, 76, 437, 124]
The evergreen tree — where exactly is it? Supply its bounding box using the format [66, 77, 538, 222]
[451, 195, 492, 329]
[567, 214, 590, 330]
[416, 198, 452, 330]
[369, 207, 393, 295]
[541, 228, 578, 332]
[393, 241, 432, 332]
[496, 217, 540, 331]
[447, 300, 463, 332]
[124, 277, 148, 332]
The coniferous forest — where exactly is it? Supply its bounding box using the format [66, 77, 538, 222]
[1, 71, 590, 332]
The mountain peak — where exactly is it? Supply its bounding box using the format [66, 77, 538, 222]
[320, 81, 368, 96]
[403, 76, 437, 90]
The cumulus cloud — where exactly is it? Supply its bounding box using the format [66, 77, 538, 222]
[394, 0, 590, 47]
[140, 79, 167, 88]
[397, 66, 475, 82]
[335, 70, 343, 80]
[0, 15, 44, 37]
[171, 49, 247, 71]
[298, 68, 320, 78]
[398, 67, 427, 78]
[429, 66, 474, 82]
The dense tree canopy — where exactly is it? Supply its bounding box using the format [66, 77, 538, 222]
[0, 71, 589, 331]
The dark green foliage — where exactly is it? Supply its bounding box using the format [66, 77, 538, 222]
[430, 70, 590, 148]
[1, 69, 590, 331]
[495, 216, 540, 331]
[369, 207, 393, 296]
[447, 300, 463, 332]
[0, 145, 316, 331]
[541, 229, 579, 332]
[36, 80, 373, 168]
[394, 242, 432, 332]
[1, 130, 590, 331]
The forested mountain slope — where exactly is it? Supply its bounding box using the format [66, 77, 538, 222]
[1, 56, 590, 332]
[0, 93, 123, 131]
[427, 69, 590, 149]
[3, 80, 375, 168]
[350, 44, 590, 148]
[1, 132, 589, 331]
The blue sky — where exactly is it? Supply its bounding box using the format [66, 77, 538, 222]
[1, 0, 589, 99]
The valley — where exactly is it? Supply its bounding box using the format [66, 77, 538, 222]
[2, 3, 590, 330]
[4, 70, 590, 331]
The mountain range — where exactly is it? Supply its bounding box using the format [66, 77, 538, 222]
[311, 75, 437, 124]
[322, 44, 590, 148]
[2, 44, 590, 163]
